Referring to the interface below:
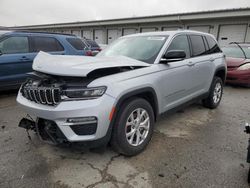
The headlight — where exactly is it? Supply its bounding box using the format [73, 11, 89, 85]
[61, 86, 106, 100]
[238, 63, 250, 70]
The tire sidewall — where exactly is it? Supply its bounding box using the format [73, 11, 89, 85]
[209, 77, 223, 108]
[114, 98, 155, 155]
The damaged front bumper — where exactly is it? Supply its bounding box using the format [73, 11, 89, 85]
[17, 90, 116, 144]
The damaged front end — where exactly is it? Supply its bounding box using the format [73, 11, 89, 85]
[18, 71, 96, 144]
[18, 117, 67, 145]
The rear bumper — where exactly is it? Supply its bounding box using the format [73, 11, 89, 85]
[226, 69, 250, 86]
[16, 91, 116, 142]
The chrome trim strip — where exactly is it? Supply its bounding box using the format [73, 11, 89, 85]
[32, 89, 38, 103]
[38, 89, 45, 104]
[45, 89, 52, 105]
[51, 88, 56, 104]
[28, 89, 33, 101]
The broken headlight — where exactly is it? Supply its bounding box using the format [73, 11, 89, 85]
[61, 86, 107, 100]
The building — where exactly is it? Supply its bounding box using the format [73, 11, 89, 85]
[9, 8, 250, 46]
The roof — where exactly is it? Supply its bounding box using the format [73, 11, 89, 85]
[122, 30, 215, 38]
[1, 30, 75, 37]
[8, 7, 250, 30]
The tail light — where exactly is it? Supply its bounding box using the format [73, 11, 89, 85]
[86, 50, 93, 56]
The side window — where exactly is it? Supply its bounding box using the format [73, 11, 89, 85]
[66, 38, 87, 50]
[167, 35, 190, 58]
[189, 35, 206, 57]
[205, 36, 221, 54]
[0, 36, 29, 54]
[31, 36, 64, 52]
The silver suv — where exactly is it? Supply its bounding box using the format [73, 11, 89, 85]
[17, 30, 226, 156]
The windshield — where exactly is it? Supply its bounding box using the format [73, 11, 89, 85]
[98, 35, 168, 64]
[222, 44, 250, 59]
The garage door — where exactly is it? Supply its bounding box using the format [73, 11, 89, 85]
[123, 28, 137, 36]
[188, 26, 210, 33]
[94, 29, 106, 44]
[72, 30, 81, 37]
[108, 29, 121, 44]
[218, 24, 247, 46]
[162, 27, 181, 31]
[82, 30, 92, 39]
[62, 30, 71, 34]
[141, 27, 157, 33]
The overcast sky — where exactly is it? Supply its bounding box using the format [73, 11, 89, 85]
[0, 0, 250, 27]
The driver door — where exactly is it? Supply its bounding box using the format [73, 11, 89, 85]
[157, 35, 198, 111]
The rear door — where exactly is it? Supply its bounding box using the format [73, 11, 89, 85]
[30, 36, 65, 55]
[188, 35, 215, 94]
[0, 35, 33, 88]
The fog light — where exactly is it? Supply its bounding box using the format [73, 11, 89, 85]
[67, 116, 97, 124]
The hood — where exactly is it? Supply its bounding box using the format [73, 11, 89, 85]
[225, 57, 246, 67]
[32, 51, 150, 77]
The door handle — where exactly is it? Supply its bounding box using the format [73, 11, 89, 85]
[19, 56, 30, 61]
[209, 57, 215, 62]
[187, 61, 195, 67]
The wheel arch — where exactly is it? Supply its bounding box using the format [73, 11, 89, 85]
[214, 66, 226, 84]
[113, 87, 159, 122]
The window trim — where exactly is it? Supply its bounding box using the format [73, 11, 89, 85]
[0, 35, 31, 55]
[205, 35, 222, 54]
[164, 34, 192, 59]
[66, 37, 88, 51]
[30, 36, 65, 52]
[188, 34, 207, 57]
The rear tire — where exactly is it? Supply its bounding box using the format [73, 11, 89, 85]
[111, 98, 155, 156]
[203, 76, 223, 109]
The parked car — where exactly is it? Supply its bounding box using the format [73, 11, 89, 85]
[0, 31, 92, 91]
[222, 42, 250, 87]
[82, 38, 101, 55]
[17, 30, 226, 156]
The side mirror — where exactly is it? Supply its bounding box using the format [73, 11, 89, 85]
[160, 50, 186, 63]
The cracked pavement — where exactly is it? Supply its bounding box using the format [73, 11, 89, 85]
[0, 86, 250, 188]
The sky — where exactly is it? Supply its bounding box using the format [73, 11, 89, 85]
[0, 0, 250, 27]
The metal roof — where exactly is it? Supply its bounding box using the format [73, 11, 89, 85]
[9, 7, 250, 30]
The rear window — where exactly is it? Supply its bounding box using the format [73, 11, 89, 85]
[189, 35, 206, 57]
[205, 36, 221, 54]
[31, 36, 64, 52]
[66, 38, 87, 50]
[86, 39, 100, 48]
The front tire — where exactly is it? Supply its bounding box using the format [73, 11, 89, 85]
[111, 98, 155, 156]
[203, 76, 223, 109]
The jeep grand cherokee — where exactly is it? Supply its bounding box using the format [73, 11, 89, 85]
[17, 30, 226, 156]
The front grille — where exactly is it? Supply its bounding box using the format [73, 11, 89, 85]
[22, 84, 61, 106]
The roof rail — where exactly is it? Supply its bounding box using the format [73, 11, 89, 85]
[13, 30, 75, 36]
